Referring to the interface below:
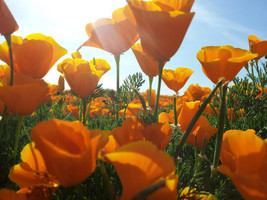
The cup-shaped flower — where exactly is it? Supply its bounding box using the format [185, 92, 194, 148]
[104, 141, 178, 200]
[248, 35, 267, 60]
[184, 84, 211, 101]
[31, 119, 108, 187]
[0, 34, 67, 79]
[9, 142, 59, 188]
[127, 0, 195, 61]
[59, 57, 110, 98]
[178, 101, 217, 149]
[131, 43, 160, 77]
[197, 45, 258, 84]
[0, 73, 54, 115]
[81, 6, 139, 55]
[218, 129, 267, 200]
[111, 116, 173, 150]
[162, 67, 193, 93]
[0, 0, 19, 35]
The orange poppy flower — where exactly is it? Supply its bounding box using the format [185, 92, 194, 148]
[0, 34, 67, 79]
[248, 35, 267, 59]
[104, 141, 178, 200]
[81, 6, 139, 55]
[0, 189, 27, 200]
[0, 73, 53, 115]
[162, 67, 194, 93]
[0, 64, 10, 85]
[178, 101, 217, 149]
[0, 0, 19, 35]
[218, 129, 267, 200]
[17, 187, 57, 200]
[131, 43, 160, 77]
[9, 142, 59, 188]
[58, 57, 110, 98]
[127, 0, 195, 61]
[158, 111, 174, 124]
[197, 45, 258, 84]
[184, 84, 211, 101]
[31, 119, 108, 187]
[112, 116, 173, 150]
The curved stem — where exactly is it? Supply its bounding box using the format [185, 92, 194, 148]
[13, 115, 25, 163]
[4, 35, 14, 86]
[148, 76, 153, 107]
[114, 54, 121, 94]
[212, 84, 227, 174]
[153, 61, 164, 120]
[174, 79, 223, 159]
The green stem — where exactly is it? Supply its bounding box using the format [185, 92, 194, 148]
[114, 54, 121, 94]
[99, 160, 116, 200]
[173, 94, 178, 127]
[131, 180, 166, 200]
[148, 76, 153, 107]
[4, 35, 14, 86]
[212, 84, 227, 174]
[13, 115, 25, 163]
[174, 79, 223, 159]
[153, 61, 165, 120]
[82, 98, 87, 125]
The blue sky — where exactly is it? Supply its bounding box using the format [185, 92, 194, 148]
[1, 0, 267, 95]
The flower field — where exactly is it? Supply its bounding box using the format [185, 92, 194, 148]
[0, 0, 267, 199]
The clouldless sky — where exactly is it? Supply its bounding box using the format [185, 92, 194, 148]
[1, 0, 267, 95]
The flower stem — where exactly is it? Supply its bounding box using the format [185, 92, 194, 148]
[131, 179, 166, 200]
[13, 115, 25, 163]
[4, 35, 14, 86]
[212, 84, 227, 174]
[153, 61, 164, 120]
[174, 79, 223, 159]
[99, 160, 116, 200]
[148, 76, 153, 107]
[82, 98, 87, 125]
[114, 54, 121, 94]
[173, 93, 178, 127]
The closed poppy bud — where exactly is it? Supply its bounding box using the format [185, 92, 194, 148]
[197, 45, 258, 84]
[0, 0, 19, 35]
[0, 34, 67, 79]
[81, 6, 139, 55]
[0, 73, 52, 115]
[248, 35, 267, 60]
[31, 119, 108, 187]
[218, 129, 267, 200]
[127, 0, 195, 61]
[104, 141, 178, 200]
[132, 43, 160, 77]
[162, 67, 194, 93]
[58, 75, 64, 92]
